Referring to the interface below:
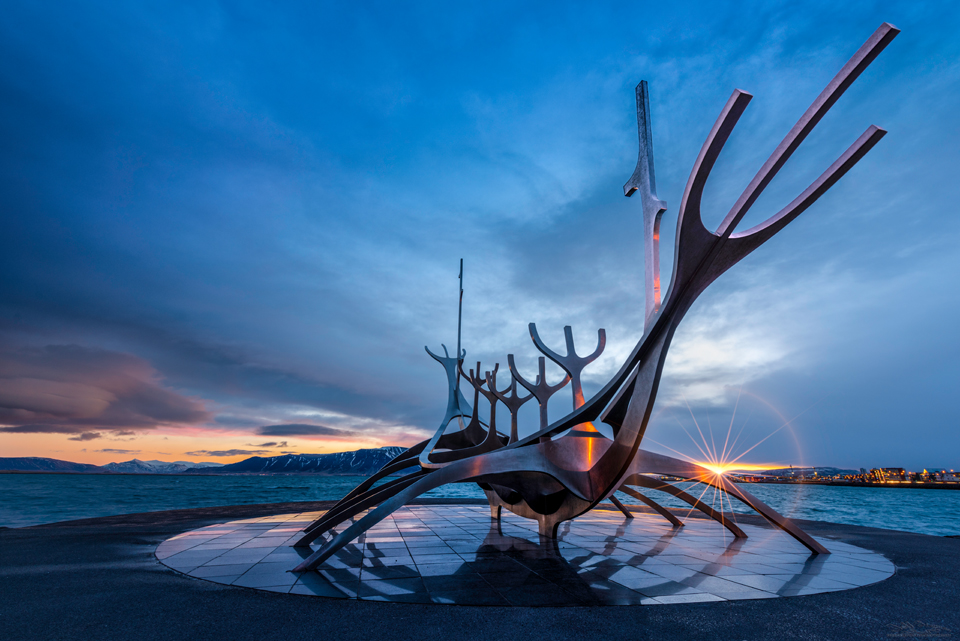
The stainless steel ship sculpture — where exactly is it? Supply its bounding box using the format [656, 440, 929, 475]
[292, 23, 899, 572]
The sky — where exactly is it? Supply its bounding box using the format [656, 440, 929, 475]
[0, 1, 958, 470]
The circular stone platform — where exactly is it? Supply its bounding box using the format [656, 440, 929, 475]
[155, 505, 894, 606]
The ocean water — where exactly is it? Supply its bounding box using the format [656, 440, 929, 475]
[0, 473, 957, 537]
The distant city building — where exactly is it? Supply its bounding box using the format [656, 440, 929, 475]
[870, 468, 907, 482]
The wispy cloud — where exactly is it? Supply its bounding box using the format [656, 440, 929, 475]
[184, 449, 270, 457]
[67, 432, 102, 442]
[256, 424, 347, 437]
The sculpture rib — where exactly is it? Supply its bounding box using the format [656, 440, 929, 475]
[617, 485, 684, 528]
[623, 475, 746, 538]
[294, 471, 430, 547]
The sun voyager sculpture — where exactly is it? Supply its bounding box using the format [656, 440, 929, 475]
[291, 23, 899, 573]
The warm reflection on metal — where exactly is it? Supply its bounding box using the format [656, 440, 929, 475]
[292, 23, 897, 572]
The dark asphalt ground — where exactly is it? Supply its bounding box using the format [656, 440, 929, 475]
[1, 499, 957, 641]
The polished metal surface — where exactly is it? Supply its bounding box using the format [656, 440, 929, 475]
[291, 23, 898, 573]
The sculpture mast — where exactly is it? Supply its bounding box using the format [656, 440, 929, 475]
[455, 258, 464, 396]
[623, 81, 668, 330]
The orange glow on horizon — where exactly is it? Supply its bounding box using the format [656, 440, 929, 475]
[0, 427, 430, 466]
[693, 461, 783, 475]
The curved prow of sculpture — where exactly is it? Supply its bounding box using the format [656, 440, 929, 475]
[504, 22, 898, 448]
[665, 23, 898, 307]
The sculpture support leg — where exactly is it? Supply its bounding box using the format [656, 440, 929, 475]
[608, 495, 634, 519]
[618, 485, 683, 527]
[626, 475, 747, 538]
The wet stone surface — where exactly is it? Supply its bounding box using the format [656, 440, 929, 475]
[156, 505, 894, 606]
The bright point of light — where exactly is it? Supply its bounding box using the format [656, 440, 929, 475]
[694, 462, 777, 475]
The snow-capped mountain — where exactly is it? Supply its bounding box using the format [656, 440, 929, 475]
[100, 459, 224, 474]
[0, 448, 405, 476]
[185, 447, 407, 475]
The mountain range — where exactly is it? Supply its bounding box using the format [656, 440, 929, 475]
[101, 459, 224, 474]
[183, 448, 407, 475]
[754, 467, 861, 477]
[0, 447, 407, 476]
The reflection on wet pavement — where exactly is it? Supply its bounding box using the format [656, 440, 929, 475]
[156, 505, 894, 606]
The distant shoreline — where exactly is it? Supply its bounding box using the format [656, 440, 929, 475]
[0, 470, 371, 477]
[2, 469, 959, 489]
[737, 479, 960, 490]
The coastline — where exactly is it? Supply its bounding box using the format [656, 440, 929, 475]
[3, 469, 959, 489]
[738, 480, 960, 490]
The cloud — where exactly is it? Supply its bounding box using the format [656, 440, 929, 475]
[97, 448, 140, 454]
[67, 432, 102, 441]
[0, 345, 211, 433]
[256, 424, 349, 437]
[113, 430, 136, 436]
[246, 441, 288, 448]
[0, 423, 84, 434]
[184, 449, 270, 457]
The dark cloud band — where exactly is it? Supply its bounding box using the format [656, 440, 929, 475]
[184, 449, 271, 457]
[256, 424, 349, 437]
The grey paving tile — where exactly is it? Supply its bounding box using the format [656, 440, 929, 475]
[411, 553, 463, 564]
[415, 561, 467, 576]
[653, 593, 726, 604]
[429, 590, 510, 605]
[633, 581, 703, 598]
[203, 551, 271, 566]
[362, 555, 414, 567]
[289, 580, 351, 598]
[202, 573, 247, 585]
[360, 565, 420, 580]
[357, 578, 428, 597]
[232, 571, 298, 588]
[189, 563, 255, 578]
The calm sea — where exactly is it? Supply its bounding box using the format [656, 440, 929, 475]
[1, 473, 957, 537]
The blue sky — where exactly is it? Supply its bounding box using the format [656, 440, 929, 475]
[0, 1, 957, 469]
